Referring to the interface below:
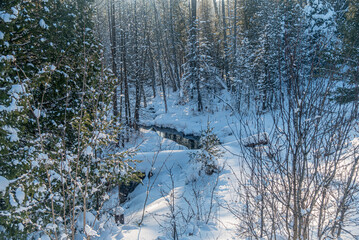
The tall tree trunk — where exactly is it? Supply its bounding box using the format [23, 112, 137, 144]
[133, 0, 141, 130]
[212, 0, 219, 19]
[153, 0, 168, 113]
[169, 0, 181, 91]
[222, 0, 229, 87]
[190, 0, 203, 111]
[232, 0, 238, 81]
[118, 0, 131, 144]
[109, 0, 119, 117]
[119, 16, 131, 129]
[148, 38, 157, 98]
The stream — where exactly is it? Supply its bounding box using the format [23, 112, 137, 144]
[139, 125, 201, 149]
[119, 125, 201, 203]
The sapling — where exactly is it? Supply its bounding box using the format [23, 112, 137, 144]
[190, 121, 223, 175]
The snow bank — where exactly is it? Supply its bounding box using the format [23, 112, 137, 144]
[241, 132, 269, 147]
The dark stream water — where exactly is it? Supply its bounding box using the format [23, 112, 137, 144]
[140, 125, 201, 149]
[119, 125, 201, 205]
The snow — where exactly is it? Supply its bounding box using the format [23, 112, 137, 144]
[0, 0, 358, 237]
[87, 89, 359, 239]
[6, 55, 15, 61]
[0, 87, 357, 239]
[2, 126, 19, 142]
[39, 19, 49, 29]
[10, 193, 18, 207]
[38, 234, 51, 240]
[18, 223, 24, 231]
[0, 11, 17, 23]
[45, 223, 57, 231]
[85, 225, 99, 237]
[0, 99, 19, 112]
[0, 55, 15, 62]
[11, 7, 18, 16]
[0, 176, 9, 193]
[34, 108, 41, 118]
[304, 0, 336, 36]
[49, 170, 61, 181]
[38, 153, 49, 160]
[83, 92, 259, 238]
[49, 65, 56, 71]
[92, 100, 242, 239]
[76, 211, 98, 237]
[9, 84, 24, 94]
[241, 132, 269, 147]
[84, 145, 93, 156]
[139, 92, 236, 139]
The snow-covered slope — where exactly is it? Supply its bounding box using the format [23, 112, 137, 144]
[90, 92, 359, 240]
[94, 126, 242, 240]
[88, 94, 245, 239]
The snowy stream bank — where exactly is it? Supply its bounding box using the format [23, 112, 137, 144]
[95, 117, 239, 240]
[139, 125, 201, 149]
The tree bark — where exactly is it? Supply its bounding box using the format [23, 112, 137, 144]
[109, 0, 119, 118]
[222, 0, 229, 87]
[153, 0, 168, 113]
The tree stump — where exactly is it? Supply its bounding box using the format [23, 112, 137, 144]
[115, 206, 124, 225]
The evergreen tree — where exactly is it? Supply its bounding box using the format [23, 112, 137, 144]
[0, 1, 40, 236]
[0, 0, 141, 238]
[182, 0, 203, 111]
[198, 0, 221, 100]
[335, 0, 359, 102]
[190, 122, 222, 175]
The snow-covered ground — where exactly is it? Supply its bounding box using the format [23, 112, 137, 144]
[139, 92, 239, 140]
[94, 131, 242, 239]
[88, 95, 245, 239]
[82, 93, 359, 240]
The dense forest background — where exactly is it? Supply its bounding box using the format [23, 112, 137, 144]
[1, 0, 359, 239]
[98, 0, 359, 115]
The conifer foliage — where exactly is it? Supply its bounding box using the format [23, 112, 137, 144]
[0, 1, 139, 239]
